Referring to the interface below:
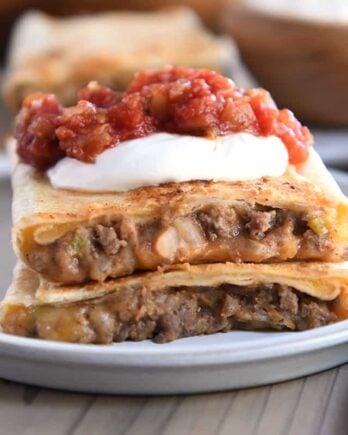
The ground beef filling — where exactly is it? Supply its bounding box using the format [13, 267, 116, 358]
[3, 284, 336, 344]
[27, 204, 337, 284]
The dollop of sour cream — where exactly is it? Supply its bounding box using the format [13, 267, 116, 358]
[48, 132, 289, 192]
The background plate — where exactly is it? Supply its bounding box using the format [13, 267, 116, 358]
[0, 170, 347, 394]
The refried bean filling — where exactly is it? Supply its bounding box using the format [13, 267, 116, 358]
[3, 283, 336, 344]
[27, 203, 336, 284]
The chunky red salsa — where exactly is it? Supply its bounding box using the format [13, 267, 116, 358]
[15, 66, 313, 170]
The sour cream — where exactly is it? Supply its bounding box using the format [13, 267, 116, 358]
[48, 132, 289, 192]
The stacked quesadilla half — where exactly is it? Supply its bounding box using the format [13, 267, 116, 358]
[1, 66, 348, 343]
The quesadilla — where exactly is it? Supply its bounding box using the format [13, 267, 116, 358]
[3, 9, 234, 111]
[1, 262, 347, 344]
[3, 65, 348, 344]
[10, 137, 348, 285]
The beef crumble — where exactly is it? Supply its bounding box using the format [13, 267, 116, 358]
[245, 210, 277, 240]
[27, 203, 338, 284]
[2, 283, 336, 344]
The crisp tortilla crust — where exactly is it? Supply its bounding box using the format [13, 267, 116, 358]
[3, 262, 348, 311]
[8, 138, 348, 272]
[1, 262, 347, 344]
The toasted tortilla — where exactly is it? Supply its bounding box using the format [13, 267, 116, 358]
[35, 261, 348, 306]
[3, 261, 348, 305]
[3, 8, 234, 110]
[2, 262, 347, 344]
[8, 136, 348, 278]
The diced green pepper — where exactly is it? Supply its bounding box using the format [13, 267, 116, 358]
[308, 216, 328, 235]
[69, 234, 88, 257]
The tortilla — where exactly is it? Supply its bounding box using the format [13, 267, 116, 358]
[1, 262, 347, 344]
[8, 136, 348, 284]
[34, 261, 348, 305]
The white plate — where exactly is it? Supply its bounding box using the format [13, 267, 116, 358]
[0, 165, 347, 395]
[0, 322, 347, 394]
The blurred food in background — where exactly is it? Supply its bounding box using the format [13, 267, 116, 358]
[1, 0, 348, 129]
[2, 8, 234, 110]
[221, 0, 348, 126]
[0, 0, 229, 60]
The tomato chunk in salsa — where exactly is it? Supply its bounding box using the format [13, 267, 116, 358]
[15, 66, 313, 170]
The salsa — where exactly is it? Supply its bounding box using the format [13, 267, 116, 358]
[15, 66, 313, 170]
